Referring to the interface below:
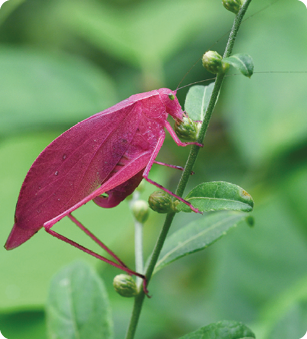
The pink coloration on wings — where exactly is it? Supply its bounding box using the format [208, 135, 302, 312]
[93, 170, 144, 208]
[5, 88, 202, 293]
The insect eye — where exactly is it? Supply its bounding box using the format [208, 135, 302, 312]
[168, 94, 175, 101]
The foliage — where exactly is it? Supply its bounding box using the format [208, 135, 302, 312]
[46, 261, 113, 339]
[178, 320, 255, 339]
[0, 0, 307, 338]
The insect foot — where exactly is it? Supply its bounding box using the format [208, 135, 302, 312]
[189, 204, 203, 214]
[175, 116, 201, 142]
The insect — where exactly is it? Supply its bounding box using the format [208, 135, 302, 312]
[5, 88, 202, 293]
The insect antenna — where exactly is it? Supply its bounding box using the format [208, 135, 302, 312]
[178, 69, 307, 93]
[176, 0, 283, 91]
[177, 77, 217, 91]
[176, 56, 203, 91]
[241, 0, 281, 25]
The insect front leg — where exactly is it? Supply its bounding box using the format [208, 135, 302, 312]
[143, 135, 201, 214]
[164, 120, 203, 148]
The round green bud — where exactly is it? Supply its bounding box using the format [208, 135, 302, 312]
[132, 200, 149, 223]
[148, 191, 174, 214]
[202, 51, 229, 75]
[222, 0, 243, 14]
[113, 274, 138, 297]
[175, 116, 201, 142]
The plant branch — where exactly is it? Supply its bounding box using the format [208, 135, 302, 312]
[134, 220, 144, 286]
[128, 192, 144, 286]
[125, 1, 253, 338]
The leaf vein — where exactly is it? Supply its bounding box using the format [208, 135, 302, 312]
[157, 214, 240, 266]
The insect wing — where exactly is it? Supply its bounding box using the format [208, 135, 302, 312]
[93, 169, 144, 208]
[6, 100, 143, 249]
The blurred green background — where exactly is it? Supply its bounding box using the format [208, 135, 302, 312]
[0, 0, 307, 338]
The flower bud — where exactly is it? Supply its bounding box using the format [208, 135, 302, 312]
[113, 274, 138, 297]
[132, 200, 149, 223]
[202, 51, 229, 74]
[175, 116, 201, 142]
[222, 0, 242, 14]
[148, 191, 174, 213]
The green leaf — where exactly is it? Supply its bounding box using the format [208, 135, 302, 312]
[56, 0, 218, 68]
[223, 54, 254, 78]
[184, 84, 214, 121]
[0, 47, 116, 136]
[154, 211, 250, 273]
[175, 181, 254, 213]
[178, 320, 255, 339]
[46, 261, 113, 339]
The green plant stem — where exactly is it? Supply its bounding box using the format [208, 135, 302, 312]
[128, 192, 144, 286]
[125, 212, 175, 339]
[125, 1, 252, 338]
[134, 219, 144, 286]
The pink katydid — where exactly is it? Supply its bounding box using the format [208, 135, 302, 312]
[4, 88, 202, 294]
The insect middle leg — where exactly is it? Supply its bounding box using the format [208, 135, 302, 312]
[143, 135, 201, 214]
[153, 161, 195, 175]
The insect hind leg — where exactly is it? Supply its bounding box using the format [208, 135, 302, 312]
[44, 225, 150, 296]
[68, 213, 127, 268]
